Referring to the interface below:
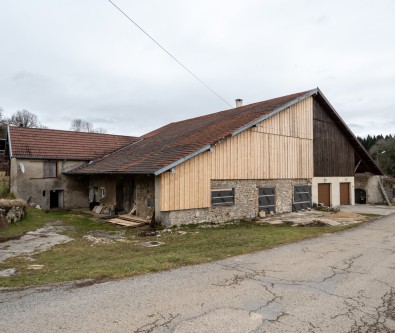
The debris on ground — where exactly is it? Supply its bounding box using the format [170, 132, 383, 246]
[0, 268, 16, 277]
[258, 209, 368, 227]
[83, 231, 128, 245]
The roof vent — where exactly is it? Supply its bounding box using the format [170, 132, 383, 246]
[235, 99, 243, 107]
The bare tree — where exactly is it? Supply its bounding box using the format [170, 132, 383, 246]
[70, 119, 107, 133]
[8, 109, 44, 128]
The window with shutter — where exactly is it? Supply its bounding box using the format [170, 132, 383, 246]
[293, 185, 312, 211]
[43, 161, 57, 178]
[258, 187, 276, 213]
[211, 188, 235, 206]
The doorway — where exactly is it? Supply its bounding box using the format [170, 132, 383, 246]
[355, 189, 366, 204]
[50, 190, 64, 209]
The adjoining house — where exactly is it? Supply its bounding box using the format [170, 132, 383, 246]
[6, 88, 384, 225]
[6, 127, 138, 210]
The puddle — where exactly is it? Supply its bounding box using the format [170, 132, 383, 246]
[139, 241, 164, 247]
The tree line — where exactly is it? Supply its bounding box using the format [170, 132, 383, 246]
[358, 134, 395, 176]
[0, 108, 106, 137]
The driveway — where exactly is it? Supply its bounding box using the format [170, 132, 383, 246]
[1, 213, 395, 332]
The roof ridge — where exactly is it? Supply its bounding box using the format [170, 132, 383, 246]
[9, 125, 138, 139]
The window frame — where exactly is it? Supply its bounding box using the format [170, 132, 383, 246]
[293, 185, 312, 211]
[258, 187, 276, 214]
[43, 161, 57, 178]
[211, 188, 235, 207]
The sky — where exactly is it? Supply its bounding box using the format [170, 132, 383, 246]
[1, 0, 394, 137]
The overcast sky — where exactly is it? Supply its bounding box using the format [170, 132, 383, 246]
[1, 0, 394, 137]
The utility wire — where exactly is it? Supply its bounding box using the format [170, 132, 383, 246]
[107, 0, 232, 108]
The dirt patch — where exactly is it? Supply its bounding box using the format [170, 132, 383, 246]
[325, 211, 368, 221]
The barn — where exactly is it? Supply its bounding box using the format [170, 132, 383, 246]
[66, 88, 382, 225]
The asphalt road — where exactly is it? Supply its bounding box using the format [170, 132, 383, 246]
[1, 213, 395, 333]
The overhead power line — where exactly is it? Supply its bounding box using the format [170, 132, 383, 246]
[107, 0, 232, 108]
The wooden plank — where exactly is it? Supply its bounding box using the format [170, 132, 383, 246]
[118, 214, 149, 223]
[107, 218, 146, 227]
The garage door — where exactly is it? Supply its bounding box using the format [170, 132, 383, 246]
[340, 182, 350, 205]
[318, 183, 331, 207]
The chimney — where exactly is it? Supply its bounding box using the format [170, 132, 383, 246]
[235, 99, 243, 107]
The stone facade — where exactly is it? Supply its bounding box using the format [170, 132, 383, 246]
[355, 173, 394, 204]
[135, 175, 155, 220]
[0, 200, 27, 226]
[89, 174, 155, 218]
[160, 179, 310, 226]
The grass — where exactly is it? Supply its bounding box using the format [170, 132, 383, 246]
[0, 208, 361, 288]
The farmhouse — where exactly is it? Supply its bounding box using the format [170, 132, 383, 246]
[6, 88, 384, 225]
[6, 127, 138, 210]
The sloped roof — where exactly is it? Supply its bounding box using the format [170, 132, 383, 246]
[8, 126, 139, 160]
[69, 90, 315, 175]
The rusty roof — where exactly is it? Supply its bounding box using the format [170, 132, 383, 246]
[70, 90, 314, 175]
[8, 126, 139, 160]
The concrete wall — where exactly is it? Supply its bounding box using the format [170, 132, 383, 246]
[160, 178, 310, 226]
[312, 177, 355, 206]
[10, 158, 89, 210]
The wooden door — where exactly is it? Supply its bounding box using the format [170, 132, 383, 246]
[340, 182, 350, 205]
[318, 183, 331, 206]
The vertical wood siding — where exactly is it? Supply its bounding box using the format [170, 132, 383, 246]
[160, 98, 314, 211]
[313, 99, 355, 177]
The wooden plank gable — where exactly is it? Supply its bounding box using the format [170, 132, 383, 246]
[160, 97, 314, 211]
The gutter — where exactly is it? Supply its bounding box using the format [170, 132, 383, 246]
[7, 125, 12, 159]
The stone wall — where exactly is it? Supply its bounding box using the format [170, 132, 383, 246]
[135, 175, 155, 219]
[355, 173, 394, 204]
[160, 178, 310, 226]
[0, 199, 27, 227]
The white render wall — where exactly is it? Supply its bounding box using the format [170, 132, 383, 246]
[312, 177, 355, 207]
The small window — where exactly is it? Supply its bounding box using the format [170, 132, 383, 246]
[211, 188, 235, 206]
[293, 185, 312, 211]
[43, 161, 57, 178]
[100, 188, 106, 198]
[258, 187, 276, 214]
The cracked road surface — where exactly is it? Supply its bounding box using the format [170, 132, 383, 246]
[1, 213, 395, 332]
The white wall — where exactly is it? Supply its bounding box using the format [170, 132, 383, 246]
[312, 177, 355, 206]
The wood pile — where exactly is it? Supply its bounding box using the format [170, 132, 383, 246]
[107, 214, 149, 228]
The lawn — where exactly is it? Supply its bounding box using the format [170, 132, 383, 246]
[0, 208, 360, 288]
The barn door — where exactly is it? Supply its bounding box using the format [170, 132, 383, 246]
[318, 183, 331, 206]
[340, 182, 350, 205]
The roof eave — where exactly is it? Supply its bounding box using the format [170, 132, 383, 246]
[154, 89, 318, 176]
[154, 144, 211, 176]
[314, 87, 383, 175]
[232, 89, 318, 137]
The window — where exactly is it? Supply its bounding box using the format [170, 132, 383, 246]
[258, 187, 276, 214]
[293, 185, 312, 211]
[100, 188, 106, 198]
[43, 161, 57, 178]
[211, 188, 235, 206]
